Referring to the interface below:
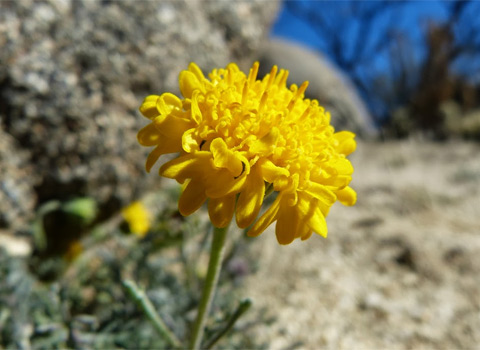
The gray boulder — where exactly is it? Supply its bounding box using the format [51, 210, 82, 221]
[256, 38, 378, 138]
[0, 0, 279, 233]
[0, 126, 38, 232]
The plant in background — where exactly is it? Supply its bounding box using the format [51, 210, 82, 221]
[133, 62, 356, 348]
[31, 198, 98, 280]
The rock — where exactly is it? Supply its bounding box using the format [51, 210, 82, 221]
[256, 38, 378, 138]
[0, 0, 279, 233]
[0, 126, 38, 233]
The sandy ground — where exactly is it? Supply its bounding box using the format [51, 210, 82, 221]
[240, 140, 480, 350]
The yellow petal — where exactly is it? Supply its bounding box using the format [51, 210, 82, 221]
[296, 195, 327, 238]
[138, 122, 184, 171]
[275, 197, 299, 245]
[204, 168, 247, 198]
[272, 175, 290, 191]
[154, 114, 194, 139]
[336, 186, 357, 206]
[146, 146, 163, 172]
[316, 174, 352, 188]
[309, 205, 328, 238]
[334, 131, 356, 155]
[191, 90, 203, 124]
[295, 218, 311, 240]
[179, 70, 203, 99]
[139, 95, 160, 119]
[248, 127, 279, 156]
[156, 93, 183, 116]
[208, 195, 236, 228]
[246, 193, 281, 237]
[304, 182, 336, 206]
[226, 62, 240, 74]
[236, 166, 265, 228]
[188, 62, 206, 82]
[296, 193, 316, 217]
[328, 158, 354, 175]
[301, 229, 313, 241]
[211, 138, 243, 176]
[258, 158, 289, 183]
[137, 123, 161, 146]
[182, 128, 200, 153]
[145, 141, 182, 172]
[160, 152, 211, 182]
[294, 193, 329, 239]
[316, 197, 331, 217]
[178, 179, 207, 216]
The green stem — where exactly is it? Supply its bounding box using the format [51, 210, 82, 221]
[123, 279, 182, 348]
[204, 298, 252, 349]
[190, 225, 229, 350]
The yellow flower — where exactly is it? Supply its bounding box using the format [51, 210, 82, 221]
[138, 62, 356, 244]
[122, 201, 152, 237]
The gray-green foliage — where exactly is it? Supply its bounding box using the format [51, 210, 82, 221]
[0, 193, 265, 349]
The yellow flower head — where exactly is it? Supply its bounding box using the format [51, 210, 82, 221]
[138, 62, 356, 244]
[122, 201, 152, 238]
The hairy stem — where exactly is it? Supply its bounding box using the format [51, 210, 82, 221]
[189, 225, 229, 349]
[123, 279, 182, 348]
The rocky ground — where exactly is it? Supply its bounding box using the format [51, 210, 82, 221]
[1, 139, 479, 349]
[240, 140, 480, 349]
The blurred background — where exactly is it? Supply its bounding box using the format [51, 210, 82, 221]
[270, 0, 480, 139]
[1, 0, 479, 349]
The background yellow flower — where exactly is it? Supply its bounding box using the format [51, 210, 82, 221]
[122, 201, 152, 238]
